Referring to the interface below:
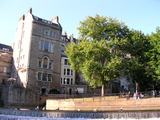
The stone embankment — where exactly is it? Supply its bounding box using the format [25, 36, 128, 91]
[46, 97, 160, 111]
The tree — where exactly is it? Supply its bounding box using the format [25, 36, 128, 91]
[66, 15, 130, 96]
[146, 27, 160, 89]
[66, 40, 122, 96]
[123, 30, 151, 93]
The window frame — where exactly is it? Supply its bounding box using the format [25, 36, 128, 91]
[37, 72, 52, 82]
[39, 40, 54, 53]
[38, 56, 53, 70]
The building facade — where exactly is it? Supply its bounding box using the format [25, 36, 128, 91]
[0, 44, 13, 85]
[0, 44, 13, 107]
[12, 8, 63, 94]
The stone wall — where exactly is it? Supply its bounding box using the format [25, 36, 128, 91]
[46, 97, 160, 111]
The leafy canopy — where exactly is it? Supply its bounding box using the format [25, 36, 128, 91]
[122, 30, 151, 92]
[66, 40, 122, 88]
[147, 27, 160, 80]
[78, 14, 130, 41]
[66, 14, 130, 94]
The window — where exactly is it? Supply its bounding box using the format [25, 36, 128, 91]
[61, 45, 65, 52]
[48, 74, 52, 81]
[67, 78, 70, 84]
[39, 40, 44, 51]
[2, 48, 9, 52]
[63, 78, 66, 84]
[38, 56, 53, 70]
[38, 72, 42, 81]
[43, 57, 48, 69]
[44, 41, 49, 52]
[49, 62, 53, 69]
[38, 60, 42, 68]
[61, 78, 63, 84]
[63, 68, 73, 76]
[64, 58, 70, 65]
[39, 40, 54, 53]
[67, 69, 70, 75]
[64, 59, 68, 65]
[71, 70, 73, 75]
[64, 68, 66, 75]
[42, 73, 47, 81]
[37, 72, 52, 82]
[50, 31, 56, 38]
[43, 29, 49, 35]
[50, 42, 54, 53]
[60, 78, 74, 85]
[71, 78, 73, 85]
[43, 29, 56, 38]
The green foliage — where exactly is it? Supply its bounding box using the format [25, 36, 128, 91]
[146, 27, 160, 81]
[66, 40, 122, 89]
[66, 14, 154, 94]
[78, 14, 130, 41]
[122, 30, 151, 92]
[66, 14, 131, 96]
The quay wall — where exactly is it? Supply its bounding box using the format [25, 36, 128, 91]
[46, 97, 160, 111]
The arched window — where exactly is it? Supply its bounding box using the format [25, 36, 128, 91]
[43, 57, 49, 69]
[38, 56, 53, 69]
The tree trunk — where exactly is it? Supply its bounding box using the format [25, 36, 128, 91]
[101, 84, 105, 97]
[135, 82, 139, 94]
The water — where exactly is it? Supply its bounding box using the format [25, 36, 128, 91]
[0, 115, 159, 120]
[0, 109, 160, 120]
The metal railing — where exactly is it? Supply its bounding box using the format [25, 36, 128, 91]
[46, 91, 160, 101]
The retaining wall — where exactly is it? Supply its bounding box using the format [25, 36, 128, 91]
[46, 97, 160, 111]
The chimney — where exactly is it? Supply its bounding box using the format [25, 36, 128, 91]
[18, 14, 25, 21]
[51, 16, 59, 24]
[28, 8, 32, 14]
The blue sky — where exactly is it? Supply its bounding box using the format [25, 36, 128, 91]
[0, 0, 160, 45]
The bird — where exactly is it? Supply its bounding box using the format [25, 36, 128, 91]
[93, 108, 98, 112]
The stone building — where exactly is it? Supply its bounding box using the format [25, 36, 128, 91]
[0, 44, 13, 107]
[0, 44, 13, 84]
[12, 8, 62, 94]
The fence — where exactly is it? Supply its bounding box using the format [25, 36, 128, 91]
[45, 90, 160, 102]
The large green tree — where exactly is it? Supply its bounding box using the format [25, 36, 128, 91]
[123, 30, 151, 93]
[66, 15, 130, 96]
[146, 27, 160, 88]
